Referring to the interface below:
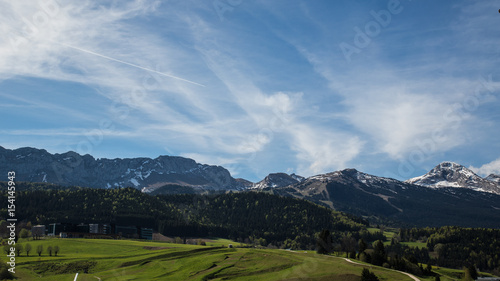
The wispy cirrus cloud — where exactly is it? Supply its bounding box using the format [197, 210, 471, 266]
[1, 0, 499, 182]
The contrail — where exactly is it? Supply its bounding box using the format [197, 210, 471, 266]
[55, 41, 206, 87]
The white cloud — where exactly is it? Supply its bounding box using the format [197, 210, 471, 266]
[470, 158, 500, 177]
[290, 124, 364, 176]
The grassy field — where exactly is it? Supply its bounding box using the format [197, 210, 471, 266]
[367, 227, 427, 249]
[1, 237, 424, 281]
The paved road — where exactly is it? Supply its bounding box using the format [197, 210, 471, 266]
[342, 258, 421, 281]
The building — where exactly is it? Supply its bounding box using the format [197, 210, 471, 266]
[115, 225, 139, 238]
[47, 222, 152, 240]
[140, 228, 153, 240]
[89, 224, 99, 234]
[47, 223, 75, 236]
[31, 225, 46, 238]
[76, 223, 89, 233]
[90, 223, 112, 234]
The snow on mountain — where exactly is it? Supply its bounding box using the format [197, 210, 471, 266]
[406, 161, 500, 194]
[252, 173, 304, 189]
[0, 146, 246, 191]
[486, 174, 500, 184]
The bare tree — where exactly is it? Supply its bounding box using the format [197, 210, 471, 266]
[15, 244, 23, 256]
[25, 244, 32, 256]
[36, 245, 43, 256]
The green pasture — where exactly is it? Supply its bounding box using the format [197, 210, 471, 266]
[1, 238, 424, 281]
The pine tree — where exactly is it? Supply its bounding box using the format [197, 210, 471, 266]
[361, 268, 380, 281]
[316, 229, 332, 254]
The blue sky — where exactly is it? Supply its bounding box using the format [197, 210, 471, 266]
[1, 0, 500, 182]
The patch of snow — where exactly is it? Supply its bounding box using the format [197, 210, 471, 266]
[42, 174, 47, 182]
[434, 181, 461, 188]
[144, 169, 153, 179]
[130, 178, 139, 187]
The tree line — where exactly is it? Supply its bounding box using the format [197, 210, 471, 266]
[2, 244, 60, 257]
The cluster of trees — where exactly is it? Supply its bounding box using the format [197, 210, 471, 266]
[317, 225, 500, 278]
[361, 268, 379, 281]
[317, 232, 436, 278]
[0, 263, 14, 280]
[2, 244, 59, 257]
[400, 226, 500, 273]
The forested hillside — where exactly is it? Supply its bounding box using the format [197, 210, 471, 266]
[0, 184, 366, 247]
[401, 226, 500, 272]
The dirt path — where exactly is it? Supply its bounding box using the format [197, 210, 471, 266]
[342, 258, 421, 281]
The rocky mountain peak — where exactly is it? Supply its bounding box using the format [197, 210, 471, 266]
[406, 161, 500, 194]
[486, 174, 500, 184]
[252, 172, 304, 189]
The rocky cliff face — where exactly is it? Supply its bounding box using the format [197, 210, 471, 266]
[0, 146, 245, 191]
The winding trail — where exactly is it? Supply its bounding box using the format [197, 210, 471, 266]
[342, 258, 421, 281]
[285, 249, 421, 281]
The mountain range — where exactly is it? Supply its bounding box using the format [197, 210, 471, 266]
[0, 146, 250, 191]
[2, 146, 500, 227]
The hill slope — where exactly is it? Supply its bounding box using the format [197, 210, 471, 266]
[3, 239, 419, 281]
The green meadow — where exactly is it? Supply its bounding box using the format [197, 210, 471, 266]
[2, 238, 422, 281]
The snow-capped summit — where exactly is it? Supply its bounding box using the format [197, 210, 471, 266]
[406, 161, 500, 194]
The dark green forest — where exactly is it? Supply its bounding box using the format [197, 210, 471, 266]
[0, 183, 366, 248]
[401, 227, 500, 272]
